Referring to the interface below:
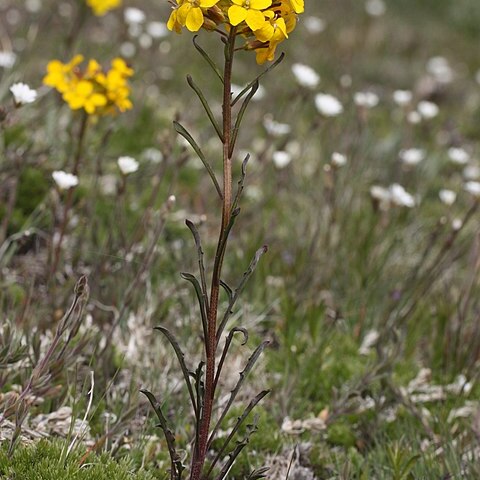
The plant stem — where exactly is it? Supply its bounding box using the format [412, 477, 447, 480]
[190, 30, 237, 480]
[50, 113, 88, 279]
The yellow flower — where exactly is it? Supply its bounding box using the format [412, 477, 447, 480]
[228, 0, 272, 30]
[170, 0, 221, 32]
[43, 55, 133, 115]
[86, 0, 121, 16]
[63, 81, 108, 114]
[287, 0, 304, 14]
[43, 54, 84, 93]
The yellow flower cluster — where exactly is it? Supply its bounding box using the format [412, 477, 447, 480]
[86, 0, 121, 16]
[167, 0, 304, 64]
[43, 55, 133, 115]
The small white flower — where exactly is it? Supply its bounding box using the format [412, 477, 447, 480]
[417, 100, 439, 119]
[52, 171, 79, 190]
[389, 183, 415, 208]
[142, 147, 164, 164]
[365, 0, 386, 17]
[303, 16, 326, 34]
[331, 152, 347, 167]
[399, 148, 425, 166]
[370, 185, 391, 202]
[407, 111, 422, 124]
[393, 89, 413, 106]
[315, 93, 343, 117]
[452, 218, 463, 230]
[291, 63, 320, 89]
[0, 51, 17, 69]
[463, 165, 480, 180]
[464, 181, 480, 198]
[139, 34, 153, 49]
[124, 7, 146, 24]
[118, 156, 139, 175]
[426, 56, 454, 84]
[120, 42, 136, 58]
[272, 151, 292, 169]
[147, 21, 168, 39]
[10, 82, 37, 105]
[439, 189, 456, 206]
[354, 91, 379, 109]
[448, 147, 470, 165]
[263, 115, 291, 136]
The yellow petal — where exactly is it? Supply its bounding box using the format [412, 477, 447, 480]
[228, 5, 247, 26]
[199, 0, 219, 7]
[245, 9, 266, 31]
[250, 0, 272, 9]
[186, 7, 204, 32]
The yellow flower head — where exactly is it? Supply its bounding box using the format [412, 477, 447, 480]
[86, 0, 121, 16]
[167, 0, 304, 64]
[43, 55, 134, 116]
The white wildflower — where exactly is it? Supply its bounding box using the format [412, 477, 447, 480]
[315, 93, 343, 117]
[365, 0, 386, 16]
[407, 111, 422, 124]
[263, 114, 291, 136]
[124, 7, 146, 24]
[303, 16, 326, 34]
[463, 164, 480, 180]
[118, 156, 139, 175]
[426, 56, 454, 84]
[448, 147, 470, 165]
[331, 152, 347, 167]
[0, 51, 17, 69]
[52, 171, 79, 190]
[147, 21, 168, 38]
[272, 151, 292, 169]
[464, 181, 480, 198]
[399, 148, 425, 166]
[354, 91, 379, 109]
[393, 89, 413, 106]
[389, 183, 415, 208]
[291, 63, 320, 89]
[417, 100, 439, 119]
[10, 82, 37, 105]
[439, 189, 456, 206]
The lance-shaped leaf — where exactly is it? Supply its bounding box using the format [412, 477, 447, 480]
[208, 341, 269, 447]
[193, 36, 224, 84]
[216, 246, 268, 344]
[193, 361, 205, 456]
[173, 121, 222, 200]
[154, 326, 198, 416]
[213, 327, 249, 393]
[229, 81, 259, 158]
[180, 273, 208, 347]
[140, 389, 185, 480]
[214, 416, 260, 480]
[206, 390, 269, 476]
[186, 75, 224, 142]
[231, 154, 249, 215]
[247, 467, 270, 479]
[186, 220, 209, 315]
[220, 280, 234, 304]
[231, 53, 285, 107]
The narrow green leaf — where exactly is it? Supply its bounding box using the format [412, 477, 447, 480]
[193, 36, 224, 84]
[173, 121, 222, 200]
[186, 75, 224, 141]
[216, 245, 268, 343]
[153, 326, 197, 416]
[229, 81, 259, 158]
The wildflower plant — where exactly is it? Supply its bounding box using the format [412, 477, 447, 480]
[42, 55, 133, 276]
[141, 1, 304, 479]
[86, 0, 122, 16]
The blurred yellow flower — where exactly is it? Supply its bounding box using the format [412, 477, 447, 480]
[86, 0, 121, 16]
[43, 56, 133, 115]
